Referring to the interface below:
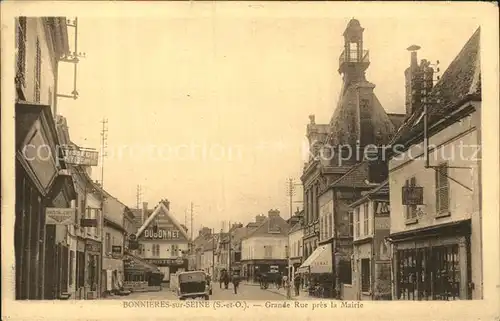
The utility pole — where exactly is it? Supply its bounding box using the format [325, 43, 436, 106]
[136, 185, 142, 209]
[190, 202, 194, 241]
[228, 221, 231, 274]
[99, 118, 108, 299]
[286, 178, 302, 220]
[184, 209, 188, 228]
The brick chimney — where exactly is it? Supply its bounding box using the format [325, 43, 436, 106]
[405, 45, 434, 118]
[141, 202, 148, 224]
[268, 209, 280, 217]
[255, 215, 266, 224]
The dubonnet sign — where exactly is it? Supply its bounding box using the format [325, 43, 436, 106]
[143, 229, 181, 240]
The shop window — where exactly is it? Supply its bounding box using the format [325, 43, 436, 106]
[435, 163, 449, 213]
[361, 258, 370, 292]
[405, 177, 418, 220]
[397, 244, 460, 300]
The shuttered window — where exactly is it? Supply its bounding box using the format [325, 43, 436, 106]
[435, 163, 449, 213]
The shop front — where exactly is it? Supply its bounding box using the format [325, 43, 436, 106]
[103, 245, 125, 295]
[124, 253, 162, 292]
[297, 243, 334, 297]
[84, 239, 102, 299]
[143, 258, 188, 283]
[15, 101, 76, 300]
[244, 259, 287, 282]
[389, 220, 472, 301]
[75, 237, 86, 299]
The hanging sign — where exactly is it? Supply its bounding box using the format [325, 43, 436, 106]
[62, 147, 99, 166]
[402, 186, 424, 205]
[45, 208, 75, 225]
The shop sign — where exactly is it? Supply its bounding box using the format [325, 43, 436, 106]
[62, 147, 99, 166]
[143, 229, 181, 240]
[402, 186, 424, 205]
[86, 241, 101, 253]
[144, 258, 186, 267]
[45, 207, 75, 225]
[111, 246, 122, 258]
[81, 219, 98, 227]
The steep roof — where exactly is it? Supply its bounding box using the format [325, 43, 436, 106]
[289, 222, 303, 235]
[349, 180, 390, 208]
[329, 161, 373, 189]
[387, 113, 406, 130]
[392, 28, 481, 146]
[244, 214, 290, 239]
[138, 202, 190, 241]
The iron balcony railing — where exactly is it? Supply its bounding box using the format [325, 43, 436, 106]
[339, 49, 370, 66]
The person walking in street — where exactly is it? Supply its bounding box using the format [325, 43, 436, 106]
[294, 274, 301, 297]
[223, 272, 229, 290]
[232, 274, 240, 294]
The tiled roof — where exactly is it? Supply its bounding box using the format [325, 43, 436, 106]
[387, 113, 406, 131]
[245, 214, 290, 239]
[289, 222, 303, 235]
[392, 28, 481, 146]
[349, 180, 389, 208]
[329, 161, 372, 188]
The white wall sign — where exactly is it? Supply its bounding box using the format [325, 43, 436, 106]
[46, 207, 75, 225]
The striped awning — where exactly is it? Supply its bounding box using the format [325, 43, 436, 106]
[124, 253, 160, 273]
[297, 244, 332, 274]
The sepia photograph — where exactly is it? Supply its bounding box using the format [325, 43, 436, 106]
[1, 1, 499, 320]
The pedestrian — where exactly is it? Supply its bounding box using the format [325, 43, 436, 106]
[224, 273, 229, 289]
[294, 274, 301, 296]
[232, 274, 240, 294]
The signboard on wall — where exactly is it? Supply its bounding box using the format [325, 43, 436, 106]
[81, 219, 98, 227]
[144, 258, 186, 267]
[402, 186, 424, 205]
[143, 229, 181, 240]
[45, 207, 75, 225]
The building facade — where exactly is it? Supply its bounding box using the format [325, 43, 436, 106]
[388, 29, 481, 300]
[14, 17, 78, 300]
[137, 201, 189, 282]
[241, 210, 290, 281]
[343, 181, 391, 300]
[288, 219, 304, 275]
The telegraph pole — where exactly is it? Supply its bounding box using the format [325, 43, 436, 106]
[136, 185, 142, 209]
[99, 118, 108, 298]
[190, 202, 194, 241]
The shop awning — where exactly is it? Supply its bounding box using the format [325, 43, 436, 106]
[124, 253, 160, 273]
[297, 244, 332, 274]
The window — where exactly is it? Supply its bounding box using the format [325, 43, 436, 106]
[69, 250, 75, 286]
[361, 258, 371, 292]
[95, 209, 101, 238]
[405, 177, 418, 220]
[34, 38, 41, 103]
[15, 17, 27, 88]
[264, 246, 272, 259]
[435, 163, 449, 213]
[152, 244, 160, 256]
[348, 211, 354, 237]
[349, 42, 358, 61]
[397, 244, 460, 300]
[171, 244, 175, 256]
[363, 203, 369, 236]
[105, 233, 111, 253]
[355, 209, 360, 237]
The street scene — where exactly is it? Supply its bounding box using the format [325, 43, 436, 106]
[10, 6, 486, 303]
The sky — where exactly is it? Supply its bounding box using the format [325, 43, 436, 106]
[53, 3, 482, 234]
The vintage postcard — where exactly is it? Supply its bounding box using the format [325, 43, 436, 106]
[1, 1, 499, 321]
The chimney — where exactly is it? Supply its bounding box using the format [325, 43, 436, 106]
[255, 215, 266, 224]
[268, 209, 280, 217]
[142, 202, 148, 224]
[405, 45, 422, 117]
[309, 114, 316, 125]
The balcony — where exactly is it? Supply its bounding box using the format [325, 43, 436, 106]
[339, 49, 370, 66]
